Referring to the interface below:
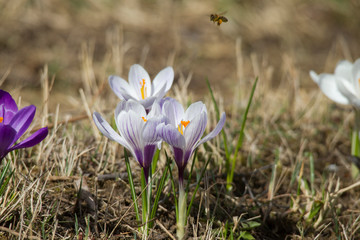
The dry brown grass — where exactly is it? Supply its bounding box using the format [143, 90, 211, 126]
[1, 0, 360, 239]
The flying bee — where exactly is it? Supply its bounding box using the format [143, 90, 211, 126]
[210, 13, 228, 26]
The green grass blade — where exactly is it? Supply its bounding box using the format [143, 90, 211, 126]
[124, 149, 140, 223]
[206, 77, 230, 162]
[165, 151, 178, 221]
[140, 168, 147, 226]
[0, 160, 14, 196]
[308, 152, 315, 196]
[151, 149, 160, 175]
[227, 77, 258, 190]
[186, 156, 211, 219]
[185, 149, 197, 194]
[149, 163, 169, 227]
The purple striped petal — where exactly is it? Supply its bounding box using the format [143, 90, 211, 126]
[109, 75, 138, 100]
[0, 90, 18, 124]
[92, 112, 131, 150]
[156, 123, 185, 149]
[116, 111, 144, 158]
[9, 127, 48, 151]
[196, 112, 226, 148]
[0, 125, 17, 159]
[9, 105, 36, 146]
[184, 111, 207, 153]
[161, 98, 184, 126]
[128, 64, 151, 100]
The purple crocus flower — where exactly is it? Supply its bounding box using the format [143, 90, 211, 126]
[0, 90, 48, 162]
[108, 64, 174, 110]
[156, 97, 226, 184]
[93, 100, 166, 181]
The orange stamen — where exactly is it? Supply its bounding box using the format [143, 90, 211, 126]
[178, 120, 190, 135]
[140, 79, 147, 99]
[0, 117, 3, 123]
[181, 120, 190, 127]
[142, 117, 147, 122]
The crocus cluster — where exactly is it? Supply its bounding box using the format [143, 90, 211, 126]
[0, 90, 48, 163]
[93, 64, 226, 239]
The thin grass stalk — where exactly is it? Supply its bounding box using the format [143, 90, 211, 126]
[124, 150, 140, 223]
[227, 77, 258, 190]
[165, 152, 178, 220]
[149, 163, 169, 227]
[186, 156, 211, 219]
[351, 108, 360, 178]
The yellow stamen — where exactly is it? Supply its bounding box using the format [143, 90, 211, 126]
[140, 79, 147, 100]
[0, 117, 3, 123]
[142, 117, 147, 122]
[178, 120, 190, 135]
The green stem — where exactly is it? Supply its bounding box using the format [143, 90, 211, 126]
[177, 182, 186, 240]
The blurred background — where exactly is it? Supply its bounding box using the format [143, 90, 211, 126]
[1, 0, 360, 109]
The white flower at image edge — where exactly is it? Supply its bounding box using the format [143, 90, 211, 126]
[109, 64, 174, 109]
[310, 59, 360, 107]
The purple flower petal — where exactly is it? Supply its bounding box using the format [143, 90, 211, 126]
[9, 127, 48, 151]
[0, 90, 18, 124]
[156, 123, 185, 149]
[143, 144, 157, 169]
[128, 64, 152, 100]
[0, 125, 17, 159]
[196, 112, 226, 148]
[109, 75, 138, 100]
[173, 146, 184, 169]
[152, 66, 174, 96]
[9, 105, 36, 146]
[115, 100, 146, 117]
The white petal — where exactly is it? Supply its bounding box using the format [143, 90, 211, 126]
[108, 75, 138, 100]
[92, 112, 130, 149]
[138, 96, 157, 110]
[336, 76, 359, 105]
[152, 67, 174, 96]
[334, 60, 353, 81]
[310, 70, 320, 84]
[352, 58, 360, 94]
[115, 100, 146, 118]
[316, 74, 349, 105]
[196, 112, 226, 148]
[128, 64, 152, 100]
[184, 101, 207, 121]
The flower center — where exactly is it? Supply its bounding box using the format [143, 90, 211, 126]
[142, 116, 147, 122]
[178, 120, 190, 135]
[140, 79, 147, 100]
[0, 117, 3, 123]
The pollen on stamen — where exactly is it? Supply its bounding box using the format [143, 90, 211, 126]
[181, 120, 190, 127]
[140, 79, 147, 100]
[142, 117, 147, 122]
[0, 117, 3, 123]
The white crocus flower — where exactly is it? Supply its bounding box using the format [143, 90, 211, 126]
[109, 64, 174, 109]
[310, 59, 360, 107]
